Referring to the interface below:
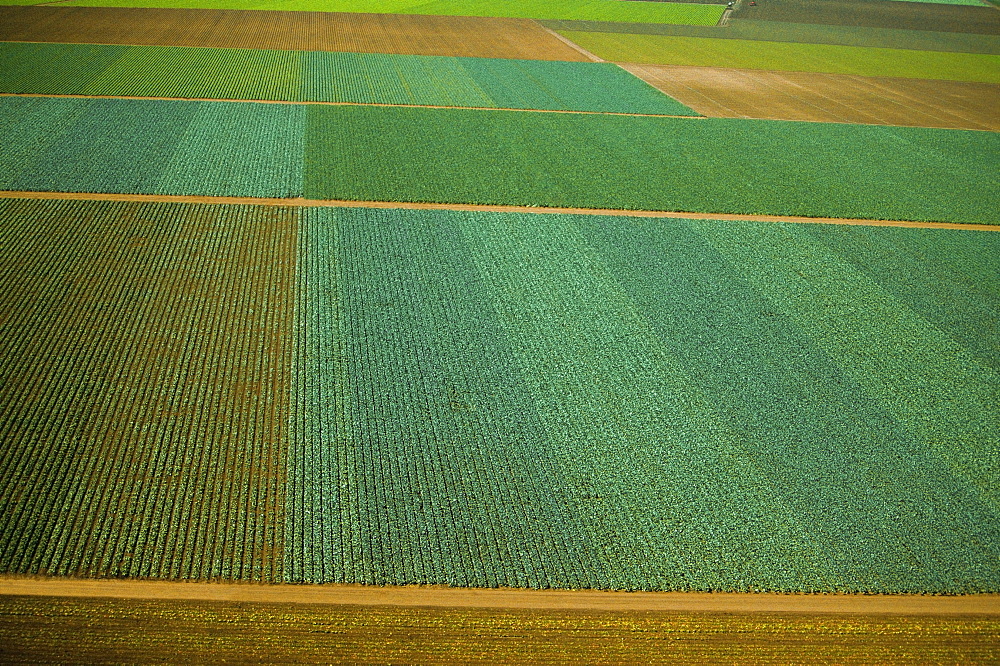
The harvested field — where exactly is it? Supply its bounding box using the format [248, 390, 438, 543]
[541, 18, 1000, 54]
[0, 6, 590, 61]
[559, 31, 1000, 82]
[0, 198, 296, 580]
[732, 0, 1000, 34]
[623, 64, 1000, 130]
[2, 595, 999, 664]
[0, 42, 695, 114]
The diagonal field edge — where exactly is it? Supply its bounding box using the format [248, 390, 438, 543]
[2, 577, 999, 614]
[1, 191, 997, 231]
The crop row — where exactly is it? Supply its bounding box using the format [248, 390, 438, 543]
[0, 42, 696, 115]
[0, 198, 295, 580]
[2, 97, 998, 224]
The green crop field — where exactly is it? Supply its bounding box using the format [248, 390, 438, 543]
[1, 198, 998, 593]
[541, 19, 1000, 54]
[13, 0, 726, 24]
[0, 42, 696, 115]
[558, 31, 1000, 82]
[1, 97, 998, 224]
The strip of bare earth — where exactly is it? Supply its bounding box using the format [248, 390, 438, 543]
[0, 191, 996, 231]
[0, 577, 997, 614]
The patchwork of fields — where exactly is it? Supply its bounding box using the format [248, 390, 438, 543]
[1, 0, 999, 658]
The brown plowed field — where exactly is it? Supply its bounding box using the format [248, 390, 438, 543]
[0, 198, 296, 581]
[623, 64, 1000, 130]
[2, 595, 998, 664]
[733, 0, 1000, 35]
[0, 6, 590, 60]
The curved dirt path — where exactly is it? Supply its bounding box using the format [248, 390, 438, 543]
[2, 576, 999, 614]
[1, 190, 996, 231]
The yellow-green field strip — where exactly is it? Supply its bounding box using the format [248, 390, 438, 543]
[0, 92, 702, 118]
[2, 577, 998, 613]
[3, 191, 997, 231]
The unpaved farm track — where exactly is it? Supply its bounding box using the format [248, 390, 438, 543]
[0, 6, 591, 61]
[3, 576, 1000, 614]
[623, 64, 1000, 131]
[2, 191, 997, 231]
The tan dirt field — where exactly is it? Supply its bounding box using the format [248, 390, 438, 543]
[622, 63, 1000, 131]
[0, 6, 590, 61]
[0, 199, 295, 581]
[2, 191, 997, 231]
[1, 591, 998, 663]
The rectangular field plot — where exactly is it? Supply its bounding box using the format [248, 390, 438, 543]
[733, 0, 1000, 34]
[3, 596, 999, 663]
[0, 42, 695, 115]
[559, 31, 1000, 82]
[288, 206, 1000, 592]
[1, 97, 998, 224]
[624, 64, 1000, 130]
[0, 198, 297, 581]
[0, 7, 592, 61]
[42, 0, 727, 25]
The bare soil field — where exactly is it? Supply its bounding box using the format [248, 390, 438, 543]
[0, 199, 296, 581]
[1, 594, 998, 664]
[623, 63, 1000, 130]
[0, 6, 590, 60]
[733, 0, 1000, 34]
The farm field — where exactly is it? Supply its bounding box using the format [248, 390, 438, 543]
[732, 0, 1000, 34]
[0, 42, 690, 114]
[1, 97, 998, 223]
[624, 64, 1000, 130]
[541, 18, 1000, 53]
[557, 32, 1000, 82]
[2, 199, 998, 593]
[2, 595, 998, 664]
[1, 0, 999, 658]
[16, 0, 728, 25]
[0, 6, 591, 60]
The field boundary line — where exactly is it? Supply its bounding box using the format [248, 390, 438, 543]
[536, 24, 605, 61]
[0, 92, 700, 119]
[2, 577, 999, 614]
[1, 191, 997, 230]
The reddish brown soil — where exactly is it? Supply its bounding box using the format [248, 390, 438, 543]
[733, 0, 1000, 35]
[0, 6, 590, 60]
[2, 191, 996, 231]
[623, 64, 1000, 131]
[0, 199, 296, 581]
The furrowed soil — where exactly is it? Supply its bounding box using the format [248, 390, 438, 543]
[0, 199, 296, 581]
[0, 6, 590, 61]
[1, 594, 998, 664]
[733, 0, 1000, 34]
[623, 64, 1000, 130]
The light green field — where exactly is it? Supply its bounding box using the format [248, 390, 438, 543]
[559, 31, 1000, 83]
[21, 0, 726, 24]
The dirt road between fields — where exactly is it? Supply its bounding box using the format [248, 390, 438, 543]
[1, 191, 996, 231]
[2, 576, 998, 614]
